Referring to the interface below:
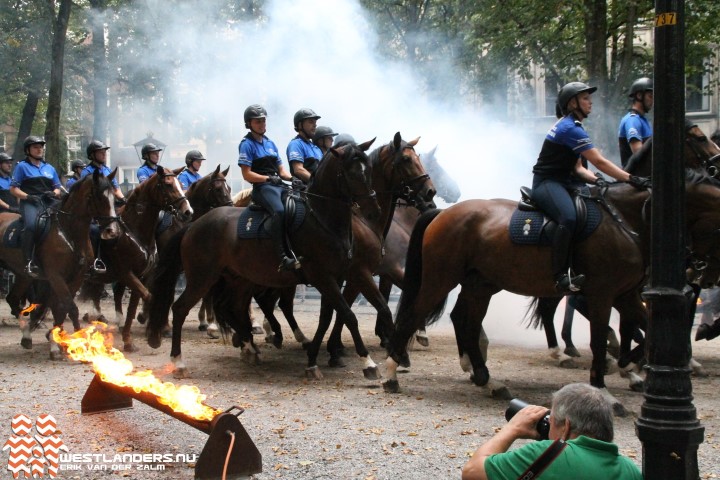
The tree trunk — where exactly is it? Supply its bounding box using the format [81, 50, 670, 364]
[44, 0, 72, 173]
[13, 91, 40, 159]
[90, 0, 108, 142]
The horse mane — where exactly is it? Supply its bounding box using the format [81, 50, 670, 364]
[62, 172, 112, 208]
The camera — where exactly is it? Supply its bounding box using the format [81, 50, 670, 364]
[505, 398, 551, 440]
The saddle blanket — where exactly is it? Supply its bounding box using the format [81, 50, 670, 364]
[2, 219, 23, 248]
[237, 201, 306, 239]
[508, 198, 602, 246]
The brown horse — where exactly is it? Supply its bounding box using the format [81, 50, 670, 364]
[78, 167, 192, 351]
[146, 140, 382, 379]
[0, 170, 120, 356]
[383, 171, 720, 416]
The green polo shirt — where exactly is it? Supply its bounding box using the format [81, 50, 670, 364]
[485, 436, 642, 479]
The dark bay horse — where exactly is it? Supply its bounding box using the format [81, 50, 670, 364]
[539, 123, 720, 367]
[0, 171, 119, 356]
[78, 167, 193, 351]
[146, 140, 382, 379]
[384, 172, 720, 416]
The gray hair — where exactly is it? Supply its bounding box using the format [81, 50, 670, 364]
[551, 383, 614, 442]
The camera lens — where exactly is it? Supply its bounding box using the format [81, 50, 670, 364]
[505, 398, 551, 440]
[505, 399, 529, 422]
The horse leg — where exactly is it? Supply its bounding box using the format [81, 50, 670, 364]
[537, 296, 575, 367]
[561, 296, 581, 357]
[121, 290, 141, 352]
[253, 290, 284, 349]
[586, 297, 626, 416]
[613, 290, 646, 391]
[277, 286, 309, 346]
[7, 276, 32, 318]
[112, 282, 126, 328]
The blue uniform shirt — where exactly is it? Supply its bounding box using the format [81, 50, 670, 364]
[178, 169, 201, 191]
[238, 133, 283, 178]
[80, 163, 119, 188]
[287, 136, 323, 176]
[137, 163, 158, 184]
[618, 109, 652, 167]
[11, 159, 62, 195]
[533, 115, 594, 181]
[0, 175, 11, 191]
[66, 176, 80, 189]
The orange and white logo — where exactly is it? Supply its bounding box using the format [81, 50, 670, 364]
[2, 414, 67, 479]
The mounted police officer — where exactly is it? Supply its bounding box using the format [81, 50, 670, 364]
[178, 150, 205, 191]
[287, 108, 323, 183]
[618, 77, 653, 167]
[313, 126, 339, 156]
[531, 82, 644, 293]
[137, 143, 163, 184]
[80, 140, 126, 204]
[9, 136, 62, 277]
[238, 104, 299, 272]
[0, 153, 19, 213]
[65, 159, 86, 190]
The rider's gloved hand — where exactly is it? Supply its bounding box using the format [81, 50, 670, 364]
[628, 175, 651, 190]
[594, 173, 609, 189]
[7, 206, 19, 214]
[115, 197, 127, 207]
[42, 191, 57, 202]
[24, 194, 41, 205]
[266, 175, 283, 186]
[291, 178, 305, 190]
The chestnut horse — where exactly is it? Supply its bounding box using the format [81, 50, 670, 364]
[0, 171, 119, 356]
[146, 140, 382, 379]
[78, 167, 193, 351]
[384, 171, 720, 416]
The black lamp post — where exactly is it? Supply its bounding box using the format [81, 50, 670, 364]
[636, 2, 704, 478]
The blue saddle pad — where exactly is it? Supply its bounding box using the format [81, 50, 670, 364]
[155, 210, 174, 235]
[2, 219, 23, 248]
[237, 201, 306, 239]
[508, 198, 602, 245]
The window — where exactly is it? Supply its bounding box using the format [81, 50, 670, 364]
[686, 61, 711, 113]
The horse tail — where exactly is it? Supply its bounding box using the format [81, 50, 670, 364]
[207, 278, 235, 338]
[525, 296, 561, 330]
[146, 224, 190, 340]
[396, 208, 446, 327]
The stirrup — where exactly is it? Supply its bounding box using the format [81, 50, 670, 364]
[277, 256, 301, 272]
[91, 258, 107, 274]
[555, 270, 585, 293]
[25, 261, 40, 278]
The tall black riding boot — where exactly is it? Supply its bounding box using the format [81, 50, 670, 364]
[552, 225, 584, 293]
[270, 213, 299, 272]
[20, 229, 40, 278]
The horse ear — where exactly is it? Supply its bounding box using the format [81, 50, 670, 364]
[408, 136, 420, 147]
[108, 167, 118, 182]
[393, 132, 402, 150]
[358, 137, 376, 152]
[92, 167, 100, 182]
[172, 167, 184, 176]
[429, 145, 438, 157]
[213, 164, 221, 175]
[222, 166, 230, 177]
[329, 146, 344, 157]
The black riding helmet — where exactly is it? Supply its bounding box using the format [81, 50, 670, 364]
[333, 133, 356, 147]
[244, 104, 267, 129]
[86, 140, 110, 160]
[556, 82, 597, 118]
[0, 153, 12, 164]
[293, 108, 321, 131]
[313, 126, 338, 144]
[23, 135, 46, 155]
[141, 143, 163, 161]
[185, 149, 206, 167]
[629, 77, 653, 98]
[70, 159, 86, 171]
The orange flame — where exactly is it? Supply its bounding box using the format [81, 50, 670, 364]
[20, 303, 41, 316]
[52, 323, 221, 421]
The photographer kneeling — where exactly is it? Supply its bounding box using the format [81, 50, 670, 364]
[462, 383, 642, 480]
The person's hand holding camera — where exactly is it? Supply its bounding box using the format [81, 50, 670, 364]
[504, 405, 551, 440]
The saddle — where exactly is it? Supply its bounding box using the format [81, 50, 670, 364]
[2, 215, 52, 249]
[508, 187, 601, 245]
[237, 192, 306, 240]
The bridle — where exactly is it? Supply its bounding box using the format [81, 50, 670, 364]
[686, 132, 720, 178]
[387, 145, 432, 209]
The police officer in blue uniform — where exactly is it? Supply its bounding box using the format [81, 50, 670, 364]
[65, 159, 86, 190]
[137, 143, 163, 184]
[238, 104, 299, 272]
[10, 136, 62, 276]
[178, 150, 205, 191]
[531, 82, 645, 293]
[80, 140, 126, 203]
[287, 108, 323, 183]
[618, 77, 653, 167]
[313, 126, 339, 156]
[0, 153, 19, 213]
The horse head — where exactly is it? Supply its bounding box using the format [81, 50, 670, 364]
[685, 173, 720, 288]
[152, 167, 194, 222]
[187, 165, 233, 217]
[420, 145, 461, 204]
[374, 132, 437, 212]
[685, 121, 720, 178]
[315, 138, 381, 221]
[63, 167, 120, 240]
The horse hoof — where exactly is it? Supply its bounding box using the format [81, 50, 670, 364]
[692, 367, 708, 378]
[305, 366, 323, 380]
[198, 324, 208, 332]
[20, 338, 32, 350]
[630, 381, 644, 392]
[206, 330, 220, 340]
[415, 334, 429, 347]
[136, 313, 146, 325]
[173, 368, 189, 379]
[49, 350, 64, 361]
[82, 313, 90, 323]
[147, 332, 162, 349]
[559, 358, 577, 369]
[123, 343, 139, 353]
[232, 333, 241, 348]
[563, 346, 581, 358]
[241, 352, 261, 365]
[251, 326, 264, 335]
[491, 386, 513, 400]
[612, 402, 627, 417]
[382, 379, 400, 393]
[272, 336, 283, 349]
[398, 353, 411, 369]
[328, 357, 346, 368]
[363, 366, 382, 380]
